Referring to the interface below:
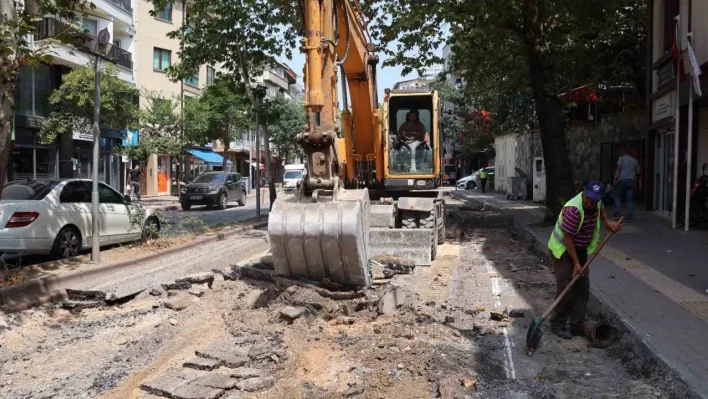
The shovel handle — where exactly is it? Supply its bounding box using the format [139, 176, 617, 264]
[541, 217, 623, 320]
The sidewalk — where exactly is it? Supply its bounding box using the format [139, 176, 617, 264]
[450, 189, 708, 397]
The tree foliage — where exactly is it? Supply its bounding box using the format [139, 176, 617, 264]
[263, 95, 306, 165]
[38, 63, 139, 144]
[364, 0, 647, 216]
[198, 76, 253, 169]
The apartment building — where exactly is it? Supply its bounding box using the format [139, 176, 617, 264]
[646, 0, 708, 222]
[132, 0, 210, 197]
[442, 45, 465, 89]
[9, 0, 137, 192]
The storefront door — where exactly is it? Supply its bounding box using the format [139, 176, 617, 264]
[655, 132, 675, 216]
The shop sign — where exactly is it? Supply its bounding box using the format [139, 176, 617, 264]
[653, 92, 674, 122]
[72, 119, 94, 142]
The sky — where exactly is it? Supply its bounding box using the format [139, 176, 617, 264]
[282, 39, 445, 105]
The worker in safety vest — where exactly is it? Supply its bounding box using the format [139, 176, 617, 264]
[479, 169, 488, 193]
[547, 181, 620, 339]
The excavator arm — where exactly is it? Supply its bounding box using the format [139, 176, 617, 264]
[299, 0, 380, 191]
[268, 1, 444, 289]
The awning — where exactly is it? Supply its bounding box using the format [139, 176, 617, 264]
[188, 149, 232, 167]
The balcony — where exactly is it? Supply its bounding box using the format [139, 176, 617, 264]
[108, 0, 133, 14]
[35, 18, 133, 70]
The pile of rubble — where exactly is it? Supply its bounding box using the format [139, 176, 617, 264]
[140, 334, 283, 398]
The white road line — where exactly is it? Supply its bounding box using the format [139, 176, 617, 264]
[487, 260, 517, 381]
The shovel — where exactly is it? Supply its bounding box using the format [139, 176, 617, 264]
[526, 217, 623, 355]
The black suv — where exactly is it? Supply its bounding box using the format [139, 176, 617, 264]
[180, 172, 247, 211]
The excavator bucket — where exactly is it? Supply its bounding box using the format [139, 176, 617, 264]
[268, 189, 372, 288]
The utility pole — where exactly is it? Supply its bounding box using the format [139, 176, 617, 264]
[90, 28, 110, 263]
[179, 0, 186, 186]
[91, 54, 101, 263]
[255, 100, 261, 217]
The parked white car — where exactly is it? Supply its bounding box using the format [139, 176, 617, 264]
[0, 179, 160, 259]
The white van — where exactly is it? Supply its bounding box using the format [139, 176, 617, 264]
[283, 164, 305, 193]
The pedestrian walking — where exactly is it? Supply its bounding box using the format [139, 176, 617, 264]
[129, 163, 142, 201]
[613, 146, 640, 222]
[547, 181, 620, 339]
[479, 168, 488, 193]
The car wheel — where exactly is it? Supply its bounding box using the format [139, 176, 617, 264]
[218, 193, 228, 210]
[51, 226, 81, 259]
[143, 216, 160, 240]
[237, 190, 246, 206]
[181, 202, 191, 211]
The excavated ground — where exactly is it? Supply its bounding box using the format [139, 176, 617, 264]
[0, 202, 682, 399]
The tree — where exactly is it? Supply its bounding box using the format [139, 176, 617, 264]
[198, 76, 253, 170]
[147, 0, 301, 205]
[121, 92, 210, 169]
[38, 63, 139, 144]
[263, 95, 306, 165]
[1, 0, 94, 194]
[365, 0, 647, 216]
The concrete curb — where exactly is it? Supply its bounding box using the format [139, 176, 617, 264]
[0, 220, 268, 315]
[449, 191, 700, 398]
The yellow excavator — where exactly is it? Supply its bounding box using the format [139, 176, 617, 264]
[268, 0, 445, 288]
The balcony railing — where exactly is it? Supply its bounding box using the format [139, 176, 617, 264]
[108, 0, 133, 14]
[34, 18, 133, 70]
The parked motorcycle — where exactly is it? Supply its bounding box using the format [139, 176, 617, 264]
[688, 163, 708, 227]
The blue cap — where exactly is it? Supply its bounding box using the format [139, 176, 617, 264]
[584, 181, 605, 201]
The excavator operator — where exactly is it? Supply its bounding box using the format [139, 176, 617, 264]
[396, 109, 429, 146]
[393, 109, 431, 173]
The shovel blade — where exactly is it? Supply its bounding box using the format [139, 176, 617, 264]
[526, 316, 545, 354]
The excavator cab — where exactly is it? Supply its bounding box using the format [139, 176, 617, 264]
[383, 90, 441, 190]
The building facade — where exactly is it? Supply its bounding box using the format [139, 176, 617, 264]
[9, 0, 137, 192]
[647, 0, 708, 222]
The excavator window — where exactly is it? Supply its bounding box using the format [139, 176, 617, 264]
[388, 95, 435, 175]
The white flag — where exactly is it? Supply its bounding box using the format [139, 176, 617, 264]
[687, 40, 703, 97]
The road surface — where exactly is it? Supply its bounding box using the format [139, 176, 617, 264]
[160, 199, 271, 235]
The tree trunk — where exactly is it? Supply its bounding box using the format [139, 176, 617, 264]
[0, 0, 21, 197]
[0, 86, 15, 195]
[222, 132, 230, 171]
[262, 122, 277, 208]
[522, 0, 576, 219]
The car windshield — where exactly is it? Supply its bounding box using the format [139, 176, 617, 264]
[194, 173, 225, 184]
[284, 170, 302, 179]
[1, 180, 59, 200]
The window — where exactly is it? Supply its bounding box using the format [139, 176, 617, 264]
[153, 48, 171, 71]
[1, 180, 59, 201]
[185, 70, 199, 87]
[113, 39, 122, 49]
[60, 181, 91, 203]
[15, 64, 54, 117]
[82, 19, 98, 36]
[98, 183, 124, 204]
[155, 2, 172, 22]
[206, 66, 215, 85]
[664, 0, 679, 51]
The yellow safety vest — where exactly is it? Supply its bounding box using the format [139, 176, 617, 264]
[547, 193, 602, 259]
[479, 170, 488, 179]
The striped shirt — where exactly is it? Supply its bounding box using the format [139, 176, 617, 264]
[561, 205, 601, 249]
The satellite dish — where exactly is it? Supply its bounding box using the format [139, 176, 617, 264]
[97, 28, 110, 53]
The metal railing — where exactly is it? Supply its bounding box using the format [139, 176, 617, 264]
[34, 18, 133, 70]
